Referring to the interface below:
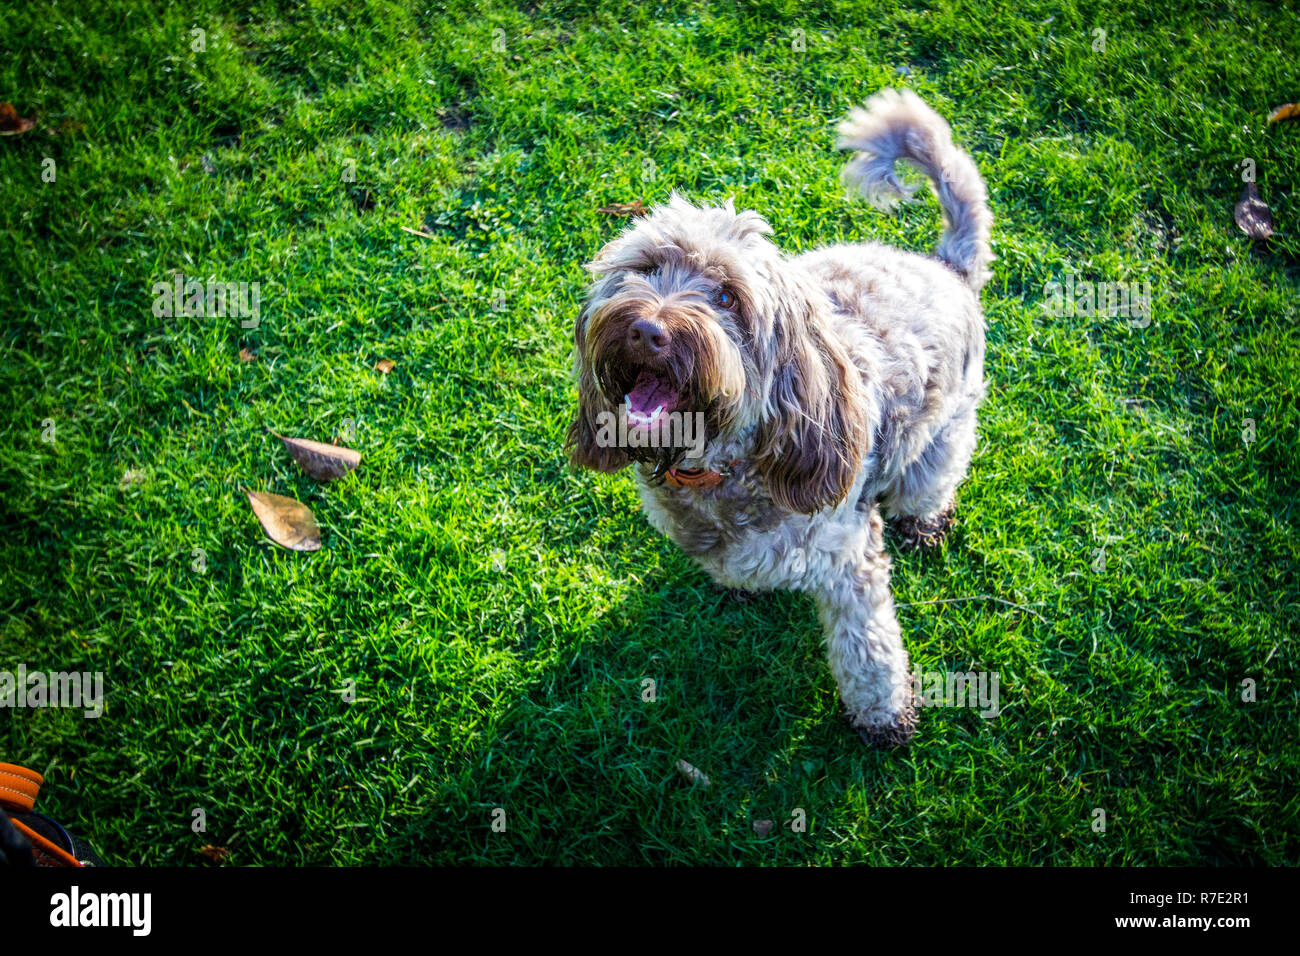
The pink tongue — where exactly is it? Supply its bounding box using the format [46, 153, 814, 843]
[626, 370, 679, 416]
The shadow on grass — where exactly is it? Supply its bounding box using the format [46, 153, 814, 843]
[379, 556, 921, 865]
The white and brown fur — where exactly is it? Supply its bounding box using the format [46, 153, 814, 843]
[567, 90, 993, 746]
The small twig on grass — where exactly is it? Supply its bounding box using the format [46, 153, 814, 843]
[896, 595, 1048, 623]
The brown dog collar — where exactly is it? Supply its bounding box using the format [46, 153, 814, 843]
[664, 461, 739, 489]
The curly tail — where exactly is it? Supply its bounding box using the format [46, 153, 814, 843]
[837, 89, 994, 292]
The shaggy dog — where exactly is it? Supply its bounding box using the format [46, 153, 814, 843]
[566, 90, 993, 746]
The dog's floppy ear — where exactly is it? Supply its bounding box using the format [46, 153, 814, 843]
[566, 280, 633, 473]
[566, 367, 630, 473]
[754, 323, 869, 514]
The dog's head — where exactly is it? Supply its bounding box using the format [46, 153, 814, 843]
[567, 194, 869, 514]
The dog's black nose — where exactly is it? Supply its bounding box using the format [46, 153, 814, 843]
[628, 318, 670, 358]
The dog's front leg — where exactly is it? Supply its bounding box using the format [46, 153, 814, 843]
[812, 537, 917, 747]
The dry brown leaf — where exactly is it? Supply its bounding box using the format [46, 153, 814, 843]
[400, 225, 434, 238]
[675, 759, 711, 788]
[1267, 103, 1300, 124]
[752, 819, 775, 837]
[245, 489, 321, 551]
[597, 200, 648, 217]
[274, 433, 361, 481]
[1235, 182, 1274, 240]
[375, 358, 396, 374]
[238, 347, 256, 363]
[198, 845, 230, 864]
[0, 103, 35, 136]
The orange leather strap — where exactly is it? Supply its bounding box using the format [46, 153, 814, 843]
[0, 762, 42, 812]
[0, 762, 83, 866]
[10, 818, 83, 867]
[0, 764, 82, 868]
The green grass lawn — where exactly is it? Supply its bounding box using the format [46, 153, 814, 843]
[2, 0, 1298, 865]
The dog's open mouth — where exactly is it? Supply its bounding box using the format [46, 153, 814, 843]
[623, 369, 680, 429]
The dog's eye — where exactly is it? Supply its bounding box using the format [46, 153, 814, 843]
[716, 289, 736, 310]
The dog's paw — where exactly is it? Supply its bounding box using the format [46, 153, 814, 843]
[848, 705, 918, 749]
[888, 509, 955, 552]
